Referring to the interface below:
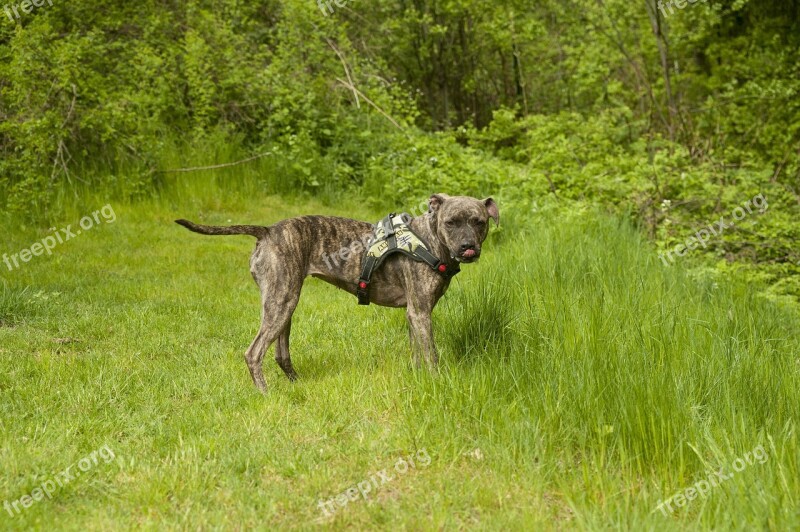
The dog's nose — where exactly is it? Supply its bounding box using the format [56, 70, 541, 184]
[460, 243, 475, 252]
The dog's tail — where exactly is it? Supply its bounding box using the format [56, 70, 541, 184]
[175, 219, 269, 239]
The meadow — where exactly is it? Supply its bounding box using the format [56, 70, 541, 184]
[3, 0, 800, 529]
[1, 178, 797, 530]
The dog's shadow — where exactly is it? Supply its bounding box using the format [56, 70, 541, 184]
[280, 273, 517, 385]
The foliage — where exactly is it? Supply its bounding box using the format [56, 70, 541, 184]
[1, 0, 799, 299]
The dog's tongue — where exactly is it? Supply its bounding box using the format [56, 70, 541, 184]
[462, 249, 476, 258]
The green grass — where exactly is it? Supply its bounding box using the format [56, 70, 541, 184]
[0, 187, 798, 530]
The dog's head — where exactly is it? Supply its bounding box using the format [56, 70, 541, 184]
[428, 194, 499, 263]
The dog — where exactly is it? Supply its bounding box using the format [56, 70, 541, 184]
[176, 193, 499, 392]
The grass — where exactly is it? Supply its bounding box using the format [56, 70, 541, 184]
[0, 182, 798, 530]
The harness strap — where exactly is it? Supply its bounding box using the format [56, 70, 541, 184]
[413, 246, 460, 279]
[382, 214, 397, 250]
[357, 213, 460, 305]
[357, 254, 378, 305]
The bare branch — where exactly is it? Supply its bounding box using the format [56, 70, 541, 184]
[156, 151, 274, 174]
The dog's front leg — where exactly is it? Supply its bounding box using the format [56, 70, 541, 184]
[406, 301, 438, 368]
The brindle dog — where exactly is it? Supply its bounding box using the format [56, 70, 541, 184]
[176, 194, 499, 392]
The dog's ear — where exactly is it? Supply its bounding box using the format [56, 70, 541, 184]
[428, 193, 448, 214]
[483, 197, 499, 225]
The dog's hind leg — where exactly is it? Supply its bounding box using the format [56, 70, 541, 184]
[275, 320, 298, 381]
[245, 271, 302, 393]
[244, 327, 272, 393]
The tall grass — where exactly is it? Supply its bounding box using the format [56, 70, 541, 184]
[438, 212, 800, 494]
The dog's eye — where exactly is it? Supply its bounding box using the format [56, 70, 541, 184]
[473, 219, 485, 226]
[445, 220, 457, 227]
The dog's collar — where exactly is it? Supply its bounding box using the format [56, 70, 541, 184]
[356, 212, 459, 305]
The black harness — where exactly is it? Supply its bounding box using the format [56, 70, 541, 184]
[356, 213, 460, 305]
